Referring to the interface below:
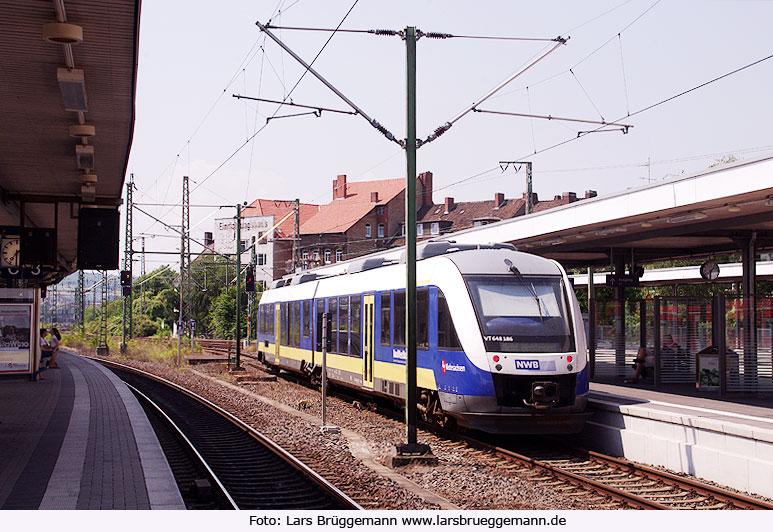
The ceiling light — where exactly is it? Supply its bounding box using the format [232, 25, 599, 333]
[81, 174, 98, 185]
[640, 222, 653, 228]
[595, 226, 627, 236]
[76, 144, 94, 169]
[727, 205, 741, 213]
[57, 68, 88, 112]
[667, 212, 708, 224]
[80, 184, 95, 202]
[69, 124, 95, 137]
[766, 196, 773, 207]
[43, 22, 83, 44]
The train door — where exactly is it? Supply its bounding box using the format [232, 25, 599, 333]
[314, 299, 325, 367]
[274, 303, 280, 357]
[363, 294, 375, 388]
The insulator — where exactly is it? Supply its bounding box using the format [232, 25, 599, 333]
[424, 32, 453, 39]
[370, 29, 399, 36]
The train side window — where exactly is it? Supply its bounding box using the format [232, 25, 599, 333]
[338, 296, 349, 355]
[393, 290, 406, 348]
[293, 301, 301, 347]
[350, 295, 361, 357]
[380, 292, 391, 346]
[438, 290, 462, 350]
[302, 300, 311, 339]
[417, 288, 429, 350]
[269, 305, 274, 336]
[280, 303, 288, 345]
[329, 298, 338, 353]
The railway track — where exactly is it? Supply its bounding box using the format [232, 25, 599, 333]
[426, 430, 773, 510]
[195, 340, 773, 510]
[95, 358, 360, 510]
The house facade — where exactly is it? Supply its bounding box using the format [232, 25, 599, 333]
[213, 199, 319, 285]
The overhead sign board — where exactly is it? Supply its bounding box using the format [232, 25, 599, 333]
[605, 274, 640, 288]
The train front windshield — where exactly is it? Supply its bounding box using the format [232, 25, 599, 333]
[465, 275, 575, 353]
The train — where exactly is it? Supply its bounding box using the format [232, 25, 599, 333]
[256, 241, 589, 434]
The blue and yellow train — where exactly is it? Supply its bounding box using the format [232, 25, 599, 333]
[257, 242, 589, 434]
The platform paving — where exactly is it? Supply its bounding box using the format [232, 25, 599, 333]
[0, 351, 184, 510]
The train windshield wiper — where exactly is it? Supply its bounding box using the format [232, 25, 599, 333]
[504, 259, 544, 321]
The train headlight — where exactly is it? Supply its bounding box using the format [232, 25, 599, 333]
[495, 364, 502, 371]
[567, 364, 573, 371]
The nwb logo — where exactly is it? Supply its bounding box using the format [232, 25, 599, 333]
[515, 360, 540, 370]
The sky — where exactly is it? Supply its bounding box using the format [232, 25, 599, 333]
[125, 0, 773, 270]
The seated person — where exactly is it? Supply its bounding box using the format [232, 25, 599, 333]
[626, 346, 654, 384]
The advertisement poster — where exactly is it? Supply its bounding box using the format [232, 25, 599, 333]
[0, 304, 33, 373]
[697, 353, 720, 389]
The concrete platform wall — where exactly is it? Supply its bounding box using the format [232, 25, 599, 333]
[579, 398, 773, 499]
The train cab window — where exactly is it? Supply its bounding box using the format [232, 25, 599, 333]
[293, 301, 301, 347]
[338, 296, 349, 355]
[465, 275, 574, 353]
[438, 290, 462, 350]
[350, 295, 361, 357]
[280, 303, 288, 345]
[303, 300, 311, 339]
[329, 298, 338, 353]
[393, 290, 406, 348]
[380, 292, 391, 346]
[417, 288, 429, 350]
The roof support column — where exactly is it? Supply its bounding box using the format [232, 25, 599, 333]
[614, 253, 626, 371]
[587, 267, 596, 381]
[741, 233, 758, 388]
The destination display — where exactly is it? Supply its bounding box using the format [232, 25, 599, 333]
[0, 304, 33, 373]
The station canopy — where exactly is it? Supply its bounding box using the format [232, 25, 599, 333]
[0, 0, 140, 285]
[449, 155, 773, 268]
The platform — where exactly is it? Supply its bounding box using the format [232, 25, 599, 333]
[579, 382, 773, 499]
[0, 351, 184, 510]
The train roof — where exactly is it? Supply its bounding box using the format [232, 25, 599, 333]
[266, 241, 563, 292]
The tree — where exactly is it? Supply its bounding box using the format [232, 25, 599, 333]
[208, 286, 248, 339]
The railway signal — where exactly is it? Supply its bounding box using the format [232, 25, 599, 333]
[245, 265, 255, 292]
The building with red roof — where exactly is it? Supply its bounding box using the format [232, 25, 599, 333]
[298, 172, 434, 268]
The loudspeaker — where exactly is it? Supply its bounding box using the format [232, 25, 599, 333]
[77, 208, 119, 270]
[20, 227, 57, 266]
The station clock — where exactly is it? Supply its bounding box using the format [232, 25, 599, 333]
[1, 235, 20, 267]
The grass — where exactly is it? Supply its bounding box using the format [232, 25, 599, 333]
[62, 331, 203, 364]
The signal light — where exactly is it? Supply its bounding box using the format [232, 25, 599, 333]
[41, 286, 47, 299]
[567, 355, 573, 363]
[245, 265, 255, 292]
[120, 270, 131, 286]
[492, 355, 500, 363]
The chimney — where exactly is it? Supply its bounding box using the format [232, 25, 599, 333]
[554, 194, 562, 201]
[417, 171, 433, 208]
[370, 191, 379, 203]
[444, 197, 454, 214]
[333, 174, 347, 199]
[585, 189, 597, 199]
[494, 192, 505, 208]
[561, 191, 578, 203]
[522, 192, 539, 204]
[204, 232, 214, 247]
